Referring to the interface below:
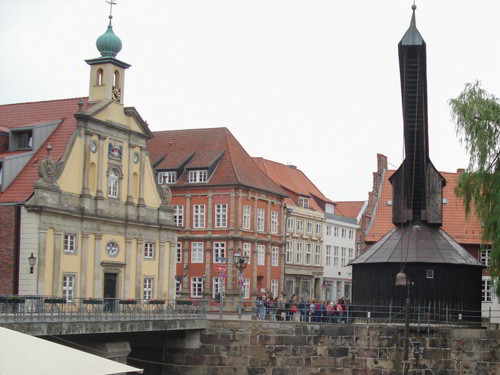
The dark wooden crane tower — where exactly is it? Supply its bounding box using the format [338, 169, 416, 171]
[350, 6, 483, 322]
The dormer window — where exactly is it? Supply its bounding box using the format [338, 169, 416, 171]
[298, 196, 309, 208]
[188, 170, 207, 183]
[13, 130, 33, 150]
[158, 171, 177, 184]
[325, 204, 334, 214]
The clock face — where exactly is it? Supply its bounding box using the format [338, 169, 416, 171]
[90, 141, 97, 153]
[106, 241, 119, 256]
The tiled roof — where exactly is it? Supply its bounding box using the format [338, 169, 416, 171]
[334, 201, 365, 220]
[365, 169, 483, 245]
[148, 128, 286, 196]
[0, 97, 89, 203]
[253, 158, 334, 212]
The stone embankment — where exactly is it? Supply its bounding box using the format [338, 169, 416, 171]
[162, 320, 500, 375]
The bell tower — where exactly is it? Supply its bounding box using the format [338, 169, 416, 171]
[85, 0, 130, 104]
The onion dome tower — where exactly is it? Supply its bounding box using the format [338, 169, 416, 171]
[85, 2, 130, 105]
[350, 5, 482, 322]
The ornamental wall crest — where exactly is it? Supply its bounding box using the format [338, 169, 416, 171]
[157, 181, 172, 205]
[38, 144, 64, 184]
[108, 141, 123, 161]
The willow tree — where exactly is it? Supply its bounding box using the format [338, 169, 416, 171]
[449, 80, 500, 293]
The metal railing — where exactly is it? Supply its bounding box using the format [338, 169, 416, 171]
[0, 296, 208, 323]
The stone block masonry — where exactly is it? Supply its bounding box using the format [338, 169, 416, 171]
[161, 321, 500, 375]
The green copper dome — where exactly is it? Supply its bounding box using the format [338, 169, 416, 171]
[96, 16, 122, 57]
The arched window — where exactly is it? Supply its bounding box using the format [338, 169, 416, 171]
[97, 68, 104, 86]
[108, 168, 119, 198]
[113, 70, 120, 87]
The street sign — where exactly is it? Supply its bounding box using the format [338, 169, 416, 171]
[215, 257, 228, 262]
[214, 265, 227, 272]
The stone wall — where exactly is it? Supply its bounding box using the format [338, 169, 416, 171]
[162, 321, 500, 375]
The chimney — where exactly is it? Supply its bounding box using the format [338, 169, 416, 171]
[457, 168, 465, 174]
[288, 165, 297, 169]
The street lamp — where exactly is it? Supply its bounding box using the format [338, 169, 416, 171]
[395, 270, 412, 374]
[28, 253, 36, 274]
[233, 250, 249, 319]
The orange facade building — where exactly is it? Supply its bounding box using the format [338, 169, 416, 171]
[148, 128, 287, 303]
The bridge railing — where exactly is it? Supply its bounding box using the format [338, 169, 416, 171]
[0, 296, 208, 323]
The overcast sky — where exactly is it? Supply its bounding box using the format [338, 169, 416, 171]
[1, 1, 499, 203]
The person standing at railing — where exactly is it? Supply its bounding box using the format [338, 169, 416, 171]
[327, 301, 335, 323]
[277, 294, 285, 321]
[299, 298, 307, 322]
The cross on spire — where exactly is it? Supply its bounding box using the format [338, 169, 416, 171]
[106, 0, 117, 18]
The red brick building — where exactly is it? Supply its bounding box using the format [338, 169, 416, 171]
[148, 128, 287, 303]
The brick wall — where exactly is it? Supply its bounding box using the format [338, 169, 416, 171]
[0, 205, 17, 294]
[0, 133, 8, 153]
[159, 321, 500, 375]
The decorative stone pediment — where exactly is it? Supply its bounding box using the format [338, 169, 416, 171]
[37, 144, 64, 185]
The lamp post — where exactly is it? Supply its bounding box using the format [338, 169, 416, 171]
[28, 253, 36, 274]
[395, 271, 412, 374]
[233, 250, 249, 319]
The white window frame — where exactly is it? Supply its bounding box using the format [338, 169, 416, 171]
[213, 277, 223, 299]
[158, 171, 176, 184]
[62, 274, 75, 302]
[306, 243, 312, 265]
[213, 242, 226, 263]
[334, 227, 339, 237]
[287, 217, 294, 231]
[107, 168, 119, 198]
[341, 247, 346, 266]
[286, 240, 293, 264]
[243, 243, 251, 264]
[191, 277, 204, 298]
[326, 225, 332, 236]
[271, 211, 278, 234]
[348, 248, 354, 260]
[144, 242, 155, 259]
[173, 205, 184, 227]
[326, 245, 332, 266]
[193, 204, 205, 228]
[334, 246, 339, 266]
[243, 278, 250, 299]
[256, 208, 265, 232]
[298, 196, 309, 208]
[191, 242, 204, 263]
[315, 244, 321, 266]
[176, 242, 182, 263]
[296, 242, 303, 264]
[175, 279, 181, 299]
[63, 233, 76, 254]
[341, 228, 346, 238]
[325, 204, 334, 214]
[144, 277, 154, 300]
[215, 204, 228, 228]
[480, 247, 492, 266]
[316, 223, 321, 235]
[243, 205, 251, 230]
[307, 222, 313, 234]
[188, 170, 208, 183]
[272, 246, 278, 266]
[257, 244, 265, 265]
[482, 279, 492, 302]
[271, 280, 278, 299]
[297, 220, 304, 233]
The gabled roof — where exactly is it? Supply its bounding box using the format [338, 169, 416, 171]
[148, 128, 286, 197]
[253, 158, 334, 212]
[0, 97, 89, 203]
[365, 169, 484, 245]
[334, 201, 365, 220]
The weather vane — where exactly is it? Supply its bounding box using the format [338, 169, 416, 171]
[106, 0, 117, 18]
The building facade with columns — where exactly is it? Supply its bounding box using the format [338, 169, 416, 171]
[148, 128, 287, 303]
[0, 15, 178, 300]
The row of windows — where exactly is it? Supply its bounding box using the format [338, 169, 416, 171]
[286, 217, 322, 235]
[157, 169, 208, 185]
[324, 245, 356, 267]
[62, 274, 156, 302]
[63, 234, 157, 260]
[325, 225, 354, 239]
[173, 204, 279, 233]
[285, 241, 321, 266]
[181, 277, 279, 299]
[176, 242, 279, 266]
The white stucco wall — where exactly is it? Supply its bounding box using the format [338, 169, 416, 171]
[18, 206, 39, 295]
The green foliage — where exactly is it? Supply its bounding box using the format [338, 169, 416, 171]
[449, 81, 500, 294]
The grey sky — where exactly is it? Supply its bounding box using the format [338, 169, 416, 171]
[1, 1, 498, 202]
